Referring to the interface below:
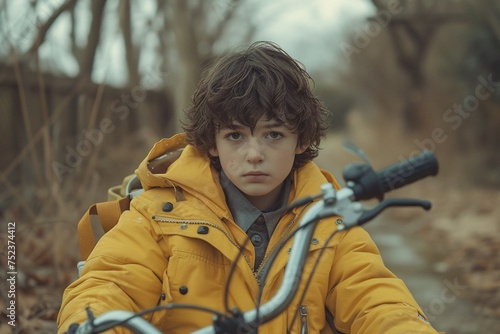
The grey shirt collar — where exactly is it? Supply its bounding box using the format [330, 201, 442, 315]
[220, 171, 291, 236]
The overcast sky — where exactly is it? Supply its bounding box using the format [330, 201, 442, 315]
[252, 0, 374, 73]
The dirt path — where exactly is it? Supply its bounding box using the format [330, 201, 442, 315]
[364, 216, 500, 333]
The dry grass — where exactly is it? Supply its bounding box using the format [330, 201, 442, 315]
[0, 138, 146, 333]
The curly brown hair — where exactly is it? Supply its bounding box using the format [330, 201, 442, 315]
[183, 41, 330, 168]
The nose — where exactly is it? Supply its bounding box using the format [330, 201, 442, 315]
[245, 139, 264, 164]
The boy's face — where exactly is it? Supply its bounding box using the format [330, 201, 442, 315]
[210, 116, 306, 211]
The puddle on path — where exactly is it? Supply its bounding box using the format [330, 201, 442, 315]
[364, 215, 500, 333]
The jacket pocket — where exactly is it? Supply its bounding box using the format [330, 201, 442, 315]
[155, 248, 230, 332]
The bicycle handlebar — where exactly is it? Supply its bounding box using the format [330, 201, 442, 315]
[378, 150, 438, 194]
[343, 150, 438, 201]
[72, 310, 161, 334]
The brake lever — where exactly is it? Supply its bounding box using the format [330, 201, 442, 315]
[354, 198, 431, 227]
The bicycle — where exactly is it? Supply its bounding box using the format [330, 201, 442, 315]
[66, 149, 439, 334]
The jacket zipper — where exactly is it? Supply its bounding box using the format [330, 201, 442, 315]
[254, 216, 296, 281]
[152, 216, 258, 282]
[255, 205, 309, 281]
[299, 305, 308, 334]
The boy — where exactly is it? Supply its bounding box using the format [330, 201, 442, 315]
[58, 41, 442, 333]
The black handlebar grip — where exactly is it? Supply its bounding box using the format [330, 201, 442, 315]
[377, 150, 439, 194]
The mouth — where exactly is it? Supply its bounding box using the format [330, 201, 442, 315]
[243, 171, 268, 181]
[244, 171, 267, 177]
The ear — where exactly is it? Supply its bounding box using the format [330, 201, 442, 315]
[209, 147, 219, 157]
[295, 144, 307, 155]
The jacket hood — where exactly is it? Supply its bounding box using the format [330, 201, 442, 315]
[135, 133, 341, 214]
[136, 133, 201, 190]
[135, 133, 230, 214]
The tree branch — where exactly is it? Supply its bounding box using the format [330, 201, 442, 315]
[28, 0, 78, 54]
[207, 0, 239, 46]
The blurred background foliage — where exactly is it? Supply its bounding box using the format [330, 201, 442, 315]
[1, 0, 500, 332]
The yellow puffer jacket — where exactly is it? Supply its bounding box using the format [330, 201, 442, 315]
[58, 133, 441, 334]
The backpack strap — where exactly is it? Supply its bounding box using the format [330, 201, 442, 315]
[77, 196, 131, 260]
[76, 148, 183, 262]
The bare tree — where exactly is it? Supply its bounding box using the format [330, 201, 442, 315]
[0, 0, 257, 205]
[370, 0, 466, 130]
[120, 0, 140, 86]
[80, 0, 107, 84]
[345, 0, 500, 185]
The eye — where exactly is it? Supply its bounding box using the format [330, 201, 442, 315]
[267, 131, 284, 140]
[224, 132, 243, 141]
